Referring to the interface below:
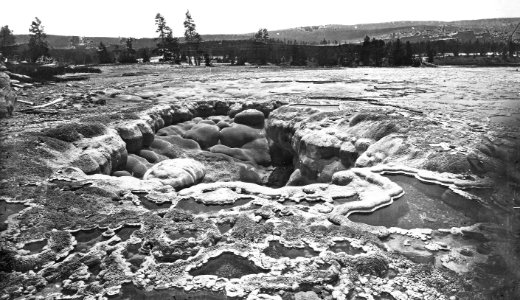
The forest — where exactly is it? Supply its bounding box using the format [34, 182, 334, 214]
[0, 14, 518, 68]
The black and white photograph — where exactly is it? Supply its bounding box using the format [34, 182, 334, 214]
[1, 1, 519, 299]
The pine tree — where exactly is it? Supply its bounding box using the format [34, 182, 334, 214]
[254, 28, 269, 42]
[361, 35, 371, 66]
[392, 38, 404, 66]
[28, 17, 49, 62]
[404, 41, 413, 65]
[155, 13, 173, 59]
[69, 36, 80, 48]
[184, 10, 201, 43]
[97, 42, 113, 64]
[0, 25, 16, 57]
[183, 10, 202, 65]
[118, 38, 137, 63]
[426, 41, 435, 63]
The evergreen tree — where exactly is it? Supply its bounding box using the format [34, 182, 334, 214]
[97, 42, 113, 64]
[290, 45, 307, 66]
[254, 28, 269, 42]
[184, 10, 201, 43]
[0, 25, 16, 57]
[426, 41, 435, 63]
[69, 36, 80, 48]
[155, 13, 170, 49]
[371, 38, 385, 67]
[404, 41, 413, 65]
[125, 37, 134, 51]
[391, 38, 404, 66]
[155, 13, 178, 60]
[118, 37, 137, 63]
[452, 40, 460, 57]
[509, 40, 516, 58]
[138, 48, 151, 63]
[28, 17, 49, 62]
[183, 10, 202, 65]
[360, 35, 371, 66]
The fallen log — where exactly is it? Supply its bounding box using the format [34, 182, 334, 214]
[5, 71, 33, 82]
[32, 97, 65, 109]
[19, 97, 66, 113]
[17, 100, 34, 105]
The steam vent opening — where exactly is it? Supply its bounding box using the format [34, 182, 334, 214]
[2, 64, 519, 300]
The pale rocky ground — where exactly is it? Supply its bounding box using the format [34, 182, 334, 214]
[0, 65, 519, 300]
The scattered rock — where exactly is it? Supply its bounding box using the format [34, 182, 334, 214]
[234, 109, 265, 128]
[182, 123, 220, 149]
[220, 124, 264, 148]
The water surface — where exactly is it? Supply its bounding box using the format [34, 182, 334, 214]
[263, 241, 319, 259]
[348, 174, 495, 229]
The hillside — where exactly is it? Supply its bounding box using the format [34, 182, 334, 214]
[12, 17, 520, 48]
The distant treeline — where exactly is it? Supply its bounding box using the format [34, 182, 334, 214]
[2, 36, 518, 67]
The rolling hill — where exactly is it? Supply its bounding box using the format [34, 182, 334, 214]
[12, 17, 520, 48]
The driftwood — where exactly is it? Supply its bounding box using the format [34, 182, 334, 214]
[32, 97, 65, 109]
[17, 100, 34, 105]
[5, 71, 33, 82]
[19, 97, 65, 114]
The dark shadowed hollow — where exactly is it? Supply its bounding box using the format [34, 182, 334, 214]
[189, 252, 269, 278]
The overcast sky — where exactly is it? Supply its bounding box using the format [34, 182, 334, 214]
[1, 0, 519, 38]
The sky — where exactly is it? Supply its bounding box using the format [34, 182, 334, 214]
[1, 0, 519, 38]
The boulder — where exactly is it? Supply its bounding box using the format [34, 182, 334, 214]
[210, 145, 253, 163]
[182, 123, 220, 149]
[339, 142, 359, 168]
[149, 139, 185, 159]
[157, 121, 195, 136]
[209, 137, 270, 166]
[234, 109, 265, 128]
[161, 110, 174, 126]
[219, 124, 264, 148]
[0, 72, 16, 117]
[156, 135, 200, 151]
[71, 153, 100, 175]
[137, 122, 154, 147]
[143, 158, 205, 189]
[157, 125, 183, 136]
[295, 291, 321, 300]
[125, 154, 153, 178]
[138, 149, 168, 163]
[192, 117, 203, 123]
[208, 115, 230, 124]
[216, 120, 231, 129]
[238, 164, 262, 184]
[198, 119, 216, 125]
[242, 138, 271, 166]
[185, 151, 243, 183]
[112, 170, 132, 177]
[171, 108, 193, 124]
[116, 124, 142, 153]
